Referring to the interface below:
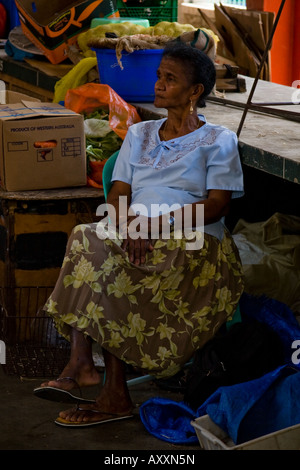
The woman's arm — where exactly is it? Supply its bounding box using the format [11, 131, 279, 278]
[107, 180, 154, 265]
[150, 189, 232, 234]
[184, 189, 232, 225]
[106, 180, 132, 229]
[107, 183, 231, 262]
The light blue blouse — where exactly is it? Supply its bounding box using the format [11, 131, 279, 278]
[111, 115, 244, 241]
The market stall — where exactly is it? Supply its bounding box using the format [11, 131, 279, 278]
[0, 0, 299, 451]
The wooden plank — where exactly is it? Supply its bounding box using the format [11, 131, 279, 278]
[216, 77, 246, 92]
[0, 72, 54, 101]
[215, 63, 239, 78]
[214, 4, 261, 78]
[197, 8, 236, 63]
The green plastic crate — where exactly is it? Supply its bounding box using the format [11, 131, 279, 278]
[117, 0, 177, 26]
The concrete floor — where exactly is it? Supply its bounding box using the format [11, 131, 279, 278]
[0, 364, 201, 452]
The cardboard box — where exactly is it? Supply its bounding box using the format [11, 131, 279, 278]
[0, 101, 86, 191]
[15, 0, 119, 64]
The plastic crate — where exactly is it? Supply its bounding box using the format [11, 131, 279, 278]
[191, 415, 300, 450]
[117, 0, 177, 26]
[90, 17, 150, 28]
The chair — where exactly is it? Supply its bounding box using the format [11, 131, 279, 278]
[102, 150, 119, 201]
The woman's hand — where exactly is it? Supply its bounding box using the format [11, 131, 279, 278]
[121, 215, 154, 265]
[122, 237, 154, 265]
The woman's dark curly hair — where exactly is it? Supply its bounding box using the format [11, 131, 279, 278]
[162, 42, 216, 107]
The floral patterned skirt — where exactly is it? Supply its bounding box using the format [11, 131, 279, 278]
[44, 223, 244, 378]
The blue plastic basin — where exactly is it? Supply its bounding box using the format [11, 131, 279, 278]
[93, 48, 164, 102]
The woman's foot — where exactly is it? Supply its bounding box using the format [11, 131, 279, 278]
[58, 388, 134, 424]
[40, 328, 101, 391]
[40, 360, 101, 391]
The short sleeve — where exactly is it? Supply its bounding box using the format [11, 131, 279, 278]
[111, 127, 133, 185]
[206, 129, 244, 199]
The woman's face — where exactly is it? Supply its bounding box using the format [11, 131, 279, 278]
[154, 57, 196, 110]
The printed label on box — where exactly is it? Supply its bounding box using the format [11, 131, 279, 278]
[61, 137, 82, 157]
[8, 141, 28, 151]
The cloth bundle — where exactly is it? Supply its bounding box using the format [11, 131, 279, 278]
[175, 29, 216, 60]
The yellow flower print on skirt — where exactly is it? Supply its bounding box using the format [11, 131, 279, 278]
[44, 223, 244, 378]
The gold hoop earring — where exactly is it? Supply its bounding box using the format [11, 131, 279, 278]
[190, 100, 193, 114]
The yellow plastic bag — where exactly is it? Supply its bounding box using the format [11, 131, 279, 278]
[53, 57, 98, 103]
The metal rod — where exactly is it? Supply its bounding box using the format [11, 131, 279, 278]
[207, 95, 300, 123]
[251, 102, 299, 106]
[236, 0, 286, 137]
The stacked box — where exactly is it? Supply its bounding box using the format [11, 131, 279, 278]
[0, 192, 101, 346]
[0, 189, 101, 377]
[15, 0, 119, 64]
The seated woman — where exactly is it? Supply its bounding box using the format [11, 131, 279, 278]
[34, 42, 244, 427]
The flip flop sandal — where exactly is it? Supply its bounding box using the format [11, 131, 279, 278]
[54, 409, 134, 428]
[33, 377, 96, 404]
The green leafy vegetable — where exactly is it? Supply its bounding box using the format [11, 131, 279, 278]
[86, 131, 122, 162]
[83, 107, 123, 173]
[84, 118, 111, 138]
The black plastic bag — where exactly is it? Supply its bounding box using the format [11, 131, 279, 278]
[184, 320, 285, 411]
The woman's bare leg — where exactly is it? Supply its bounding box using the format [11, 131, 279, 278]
[94, 347, 133, 412]
[41, 327, 100, 390]
[58, 348, 133, 423]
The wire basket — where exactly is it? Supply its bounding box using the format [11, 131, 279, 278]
[117, 0, 177, 26]
[0, 286, 70, 377]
